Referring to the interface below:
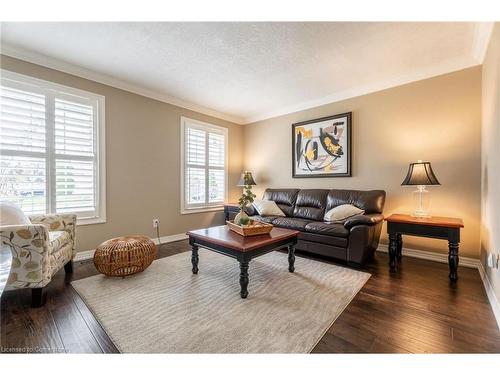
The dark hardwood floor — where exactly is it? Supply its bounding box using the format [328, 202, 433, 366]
[1, 240, 500, 353]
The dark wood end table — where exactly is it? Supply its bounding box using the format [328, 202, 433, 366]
[385, 214, 464, 282]
[186, 225, 299, 299]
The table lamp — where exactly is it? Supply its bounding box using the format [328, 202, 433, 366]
[237, 171, 257, 187]
[401, 160, 440, 218]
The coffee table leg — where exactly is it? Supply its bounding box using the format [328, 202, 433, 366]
[288, 244, 295, 273]
[239, 261, 249, 299]
[191, 245, 199, 274]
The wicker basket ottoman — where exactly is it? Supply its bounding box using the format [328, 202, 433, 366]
[93, 235, 157, 277]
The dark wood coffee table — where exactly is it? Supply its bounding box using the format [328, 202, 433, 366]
[186, 225, 299, 299]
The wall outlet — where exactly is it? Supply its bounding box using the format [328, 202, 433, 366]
[487, 253, 495, 268]
[153, 218, 160, 228]
[487, 253, 500, 269]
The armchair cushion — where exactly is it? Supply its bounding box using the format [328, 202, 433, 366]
[49, 231, 71, 254]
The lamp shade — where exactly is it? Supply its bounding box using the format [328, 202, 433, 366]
[401, 161, 440, 186]
[237, 172, 257, 187]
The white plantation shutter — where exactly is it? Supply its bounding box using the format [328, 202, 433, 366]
[55, 99, 97, 216]
[181, 117, 227, 212]
[0, 86, 47, 213]
[208, 132, 225, 203]
[0, 71, 105, 223]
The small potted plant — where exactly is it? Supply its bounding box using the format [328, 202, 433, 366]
[234, 172, 256, 226]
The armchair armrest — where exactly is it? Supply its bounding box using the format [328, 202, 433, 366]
[0, 224, 50, 287]
[29, 214, 77, 243]
[344, 214, 384, 230]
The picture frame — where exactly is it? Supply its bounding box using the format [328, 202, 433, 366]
[292, 112, 352, 178]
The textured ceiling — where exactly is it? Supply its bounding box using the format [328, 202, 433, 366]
[0, 22, 486, 123]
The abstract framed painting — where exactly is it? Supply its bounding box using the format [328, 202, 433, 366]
[292, 112, 352, 178]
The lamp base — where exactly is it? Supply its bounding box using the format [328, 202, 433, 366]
[411, 210, 431, 218]
[412, 185, 431, 218]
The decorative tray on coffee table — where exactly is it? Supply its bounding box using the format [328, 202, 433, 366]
[226, 220, 273, 236]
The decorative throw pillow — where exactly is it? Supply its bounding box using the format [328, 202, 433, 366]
[252, 199, 286, 217]
[324, 204, 364, 223]
[0, 201, 31, 226]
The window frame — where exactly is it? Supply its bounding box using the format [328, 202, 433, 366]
[0, 69, 106, 225]
[180, 116, 228, 214]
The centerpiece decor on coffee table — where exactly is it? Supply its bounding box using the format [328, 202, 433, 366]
[234, 171, 257, 225]
[187, 225, 298, 299]
[93, 235, 157, 277]
[226, 219, 273, 236]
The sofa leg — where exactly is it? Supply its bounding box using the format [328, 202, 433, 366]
[31, 287, 47, 308]
[347, 261, 363, 269]
[64, 260, 74, 274]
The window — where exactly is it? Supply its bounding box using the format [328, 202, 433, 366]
[181, 117, 228, 213]
[0, 70, 106, 224]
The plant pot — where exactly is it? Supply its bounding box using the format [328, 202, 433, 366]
[234, 209, 249, 225]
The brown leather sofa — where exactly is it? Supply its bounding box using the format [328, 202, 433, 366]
[245, 188, 386, 266]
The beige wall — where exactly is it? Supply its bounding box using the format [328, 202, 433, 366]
[0, 54, 484, 259]
[481, 24, 500, 301]
[0, 55, 244, 252]
[244, 67, 482, 258]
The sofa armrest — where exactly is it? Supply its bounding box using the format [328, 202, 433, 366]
[29, 213, 77, 244]
[344, 214, 384, 230]
[0, 224, 51, 287]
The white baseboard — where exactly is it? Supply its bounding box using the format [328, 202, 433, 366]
[478, 263, 500, 331]
[376, 244, 480, 268]
[73, 233, 188, 262]
[377, 244, 500, 331]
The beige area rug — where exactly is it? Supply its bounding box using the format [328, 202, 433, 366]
[72, 250, 370, 353]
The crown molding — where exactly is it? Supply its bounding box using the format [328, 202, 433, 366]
[2, 28, 487, 126]
[0, 43, 246, 124]
[243, 55, 480, 124]
[472, 22, 495, 64]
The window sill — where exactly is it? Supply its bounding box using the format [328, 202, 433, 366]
[181, 206, 224, 215]
[76, 217, 107, 226]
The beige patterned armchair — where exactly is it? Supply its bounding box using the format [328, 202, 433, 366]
[0, 213, 76, 307]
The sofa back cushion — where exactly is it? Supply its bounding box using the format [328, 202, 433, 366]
[252, 199, 286, 217]
[293, 189, 329, 221]
[262, 189, 299, 217]
[326, 189, 386, 214]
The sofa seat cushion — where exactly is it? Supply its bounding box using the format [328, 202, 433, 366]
[49, 242, 73, 276]
[298, 231, 348, 248]
[304, 222, 349, 237]
[250, 215, 279, 224]
[271, 217, 312, 230]
[48, 230, 71, 254]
